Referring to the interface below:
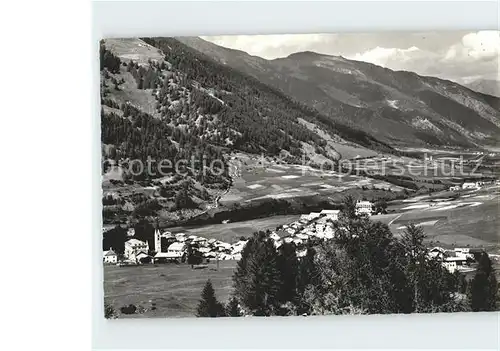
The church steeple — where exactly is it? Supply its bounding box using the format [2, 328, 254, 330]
[154, 228, 161, 253]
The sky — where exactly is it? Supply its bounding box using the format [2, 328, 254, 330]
[202, 31, 499, 84]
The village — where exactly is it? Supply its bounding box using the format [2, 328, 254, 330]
[103, 198, 488, 275]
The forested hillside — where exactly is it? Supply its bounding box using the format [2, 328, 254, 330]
[100, 38, 398, 225]
[141, 37, 395, 155]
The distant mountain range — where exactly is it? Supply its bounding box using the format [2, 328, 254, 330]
[177, 37, 500, 150]
[463, 79, 500, 98]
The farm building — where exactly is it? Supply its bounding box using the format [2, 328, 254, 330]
[103, 249, 118, 264]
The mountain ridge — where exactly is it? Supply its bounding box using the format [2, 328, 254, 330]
[177, 36, 500, 150]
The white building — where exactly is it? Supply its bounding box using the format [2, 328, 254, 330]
[315, 224, 325, 234]
[297, 249, 308, 258]
[124, 238, 150, 263]
[293, 238, 303, 246]
[462, 182, 480, 190]
[295, 233, 309, 240]
[428, 247, 470, 273]
[320, 209, 340, 221]
[176, 233, 187, 242]
[428, 247, 446, 259]
[154, 242, 187, 261]
[307, 212, 322, 221]
[231, 240, 248, 254]
[454, 248, 474, 260]
[269, 232, 281, 241]
[103, 249, 118, 264]
[283, 237, 293, 244]
[198, 247, 211, 256]
[324, 226, 335, 239]
[299, 214, 311, 222]
[442, 256, 468, 273]
[355, 201, 373, 216]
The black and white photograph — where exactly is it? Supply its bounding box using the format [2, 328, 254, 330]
[100, 32, 500, 319]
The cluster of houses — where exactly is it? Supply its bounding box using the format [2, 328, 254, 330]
[152, 230, 247, 263]
[103, 228, 249, 266]
[103, 200, 486, 274]
[428, 247, 480, 273]
[449, 180, 496, 192]
[270, 209, 341, 257]
[103, 202, 376, 265]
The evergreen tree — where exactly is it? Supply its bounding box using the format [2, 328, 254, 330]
[137, 77, 144, 90]
[277, 242, 299, 304]
[400, 224, 460, 313]
[341, 195, 357, 220]
[304, 216, 464, 315]
[296, 241, 320, 314]
[102, 225, 127, 255]
[196, 280, 226, 317]
[225, 297, 242, 317]
[468, 252, 498, 311]
[186, 242, 203, 268]
[400, 223, 427, 312]
[233, 231, 282, 316]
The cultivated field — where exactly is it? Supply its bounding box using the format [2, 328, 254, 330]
[104, 261, 237, 318]
[221, 153, 404, 205]
[373, 184, 500, 250]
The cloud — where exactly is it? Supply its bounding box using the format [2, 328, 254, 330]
[202, 34, 336, 59]
[348, 46, 433, 68]
[444, 30, 500, 62]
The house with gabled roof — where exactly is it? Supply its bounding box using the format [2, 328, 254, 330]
[103, 249, 118, 264]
